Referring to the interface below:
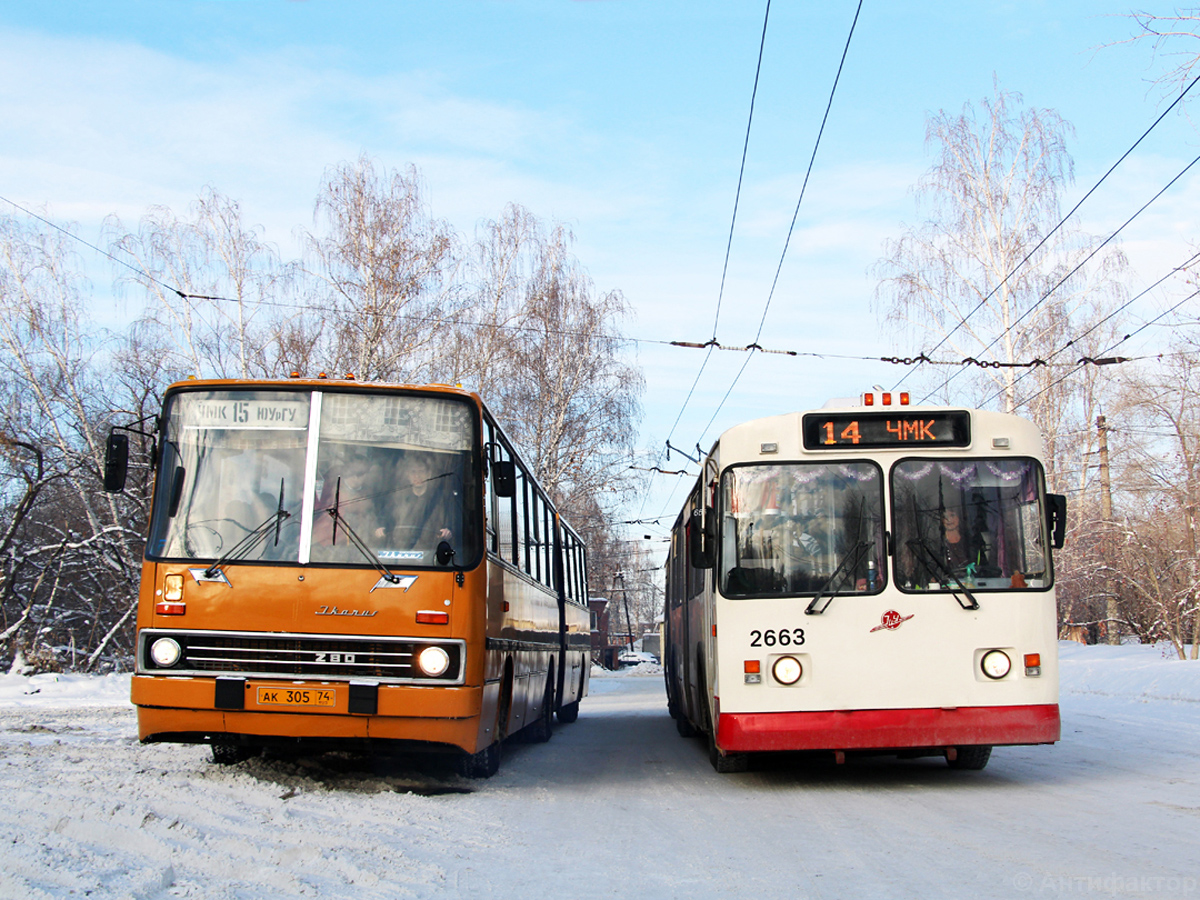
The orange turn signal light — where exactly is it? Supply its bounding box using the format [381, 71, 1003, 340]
[744, 660, 761, 674]
[1024, 653, 1041, 668]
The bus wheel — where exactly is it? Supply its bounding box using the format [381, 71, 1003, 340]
[456, 741, 501, 779]
[526, 677, 554, 743]
[708, 732, 749, 773]
[556, 701, 579, 724]
[675, 713, 697, 738]
[210, 739, 255, 765]
[947, 745, 992, 770]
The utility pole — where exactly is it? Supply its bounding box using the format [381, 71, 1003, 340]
[1097, 415, 1119, 645]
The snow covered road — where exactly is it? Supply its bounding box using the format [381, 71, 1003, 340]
[1, 645, 1199, 899]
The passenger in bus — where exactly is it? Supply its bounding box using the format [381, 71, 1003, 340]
[311, 447, 389, 546]
[941, 507, 989, 573]
[391, 452, 455, 549]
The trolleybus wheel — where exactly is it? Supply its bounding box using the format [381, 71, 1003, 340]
[946, 745, 992, 770]
[556, 701, 579, 724]
[675, 713, 697, 738]
[457, 741, 501, 779]
[707, 732, 749, 773]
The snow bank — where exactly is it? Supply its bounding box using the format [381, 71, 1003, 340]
[1058, 640, 1200, 703]
[0, 671, 131, 708]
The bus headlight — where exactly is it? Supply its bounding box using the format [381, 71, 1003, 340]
[417, 646, 451, 678]
[981, 649, 1011, 680]
[150, 637, 182, 668]
[772, 655, 803, 685]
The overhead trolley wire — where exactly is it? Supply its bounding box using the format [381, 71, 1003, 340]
[979, 244, 1200, 403]
[694, 0, 865, 446]
[657, 0, 774, 462]
[891, 72, 1200, 394]
[917, 148, 1200, 404]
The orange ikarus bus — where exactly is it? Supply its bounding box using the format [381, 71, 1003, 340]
[106, 378, 591, 777]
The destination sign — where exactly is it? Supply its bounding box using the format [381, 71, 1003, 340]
[183, 398, 309, 430]
[802, 411, 971, 450]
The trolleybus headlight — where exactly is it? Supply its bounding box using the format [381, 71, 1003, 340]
[981, 649, 1012, 680]
[417, 645, 451, 678]
[772, 655, 803, 685]
[149, 637, 182, 668]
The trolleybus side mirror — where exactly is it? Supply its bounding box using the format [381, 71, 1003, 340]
[688, 507, 714, 569]
[1047, 493, 1067, 549]
[104, 430, 129, 493]
[493, 460, 516, 497]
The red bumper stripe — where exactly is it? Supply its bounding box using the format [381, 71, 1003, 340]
[717, 704, 1060, 753]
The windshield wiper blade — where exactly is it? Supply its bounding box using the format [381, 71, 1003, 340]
[906, 538, 979, 610]
[806, 540, 870, 615]
[204, 507, 292, 579]
[323, 506, 404, 587]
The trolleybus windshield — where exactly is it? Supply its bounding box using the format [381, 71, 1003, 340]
[719, 462, 885, 598]
[891, 458, 1050, 592]
[147, 388, 481, 568]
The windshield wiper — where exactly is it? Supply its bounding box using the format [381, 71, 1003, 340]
[906, 538, 979, 610]
[805, 540, 870, 615]
[203, 479, 292, 579]
[323, 503, 407, 588]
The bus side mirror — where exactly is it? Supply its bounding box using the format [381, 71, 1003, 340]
[493, 460, 515, 498]
[104, 431, 129, 493]
[1047, 493, 1067, 549]
[688, 507, 714, 569]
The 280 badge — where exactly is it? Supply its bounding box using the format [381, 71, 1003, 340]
[749, 628, 805, 648]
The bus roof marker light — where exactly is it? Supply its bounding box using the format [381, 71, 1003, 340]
[863, 392, 874, 406]
[900, 392, 910, 405]
[882, 392, 892, 406]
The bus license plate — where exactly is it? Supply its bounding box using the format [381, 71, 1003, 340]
[256, 687, 336, 708]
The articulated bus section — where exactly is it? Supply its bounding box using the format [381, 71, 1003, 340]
[111, 378, 590, 778]
[664, 395, 1065, 772]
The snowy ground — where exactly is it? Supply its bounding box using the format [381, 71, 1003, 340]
[1, 644, 1199, 899]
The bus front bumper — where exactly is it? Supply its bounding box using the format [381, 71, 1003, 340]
[717, 703, 1061, 753]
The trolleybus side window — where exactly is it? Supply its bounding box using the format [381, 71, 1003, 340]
[718, 462, 885, 598]
[891, 458, 1050, 591]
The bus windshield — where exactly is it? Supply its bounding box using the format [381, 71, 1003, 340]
[147, 388, 480, 568]
[719, 462, 885, 597]
[891, 458, 1049, 591]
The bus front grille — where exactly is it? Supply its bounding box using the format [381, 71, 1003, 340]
[137, 628, 464, 685]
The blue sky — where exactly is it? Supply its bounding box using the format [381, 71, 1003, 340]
[2, 0, 1198, 552]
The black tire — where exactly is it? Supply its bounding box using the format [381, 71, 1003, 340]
[525, 676, 554, 743]
[210, 740, 255, 765]
[706, 727, 748, 773]
[675, 712, 697, 738]
[947, 745, 992, 770]
[456, 741, 501, 778]
[556, 701, 579, 724]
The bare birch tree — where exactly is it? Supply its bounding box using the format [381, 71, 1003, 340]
[304, 156, 461, 382]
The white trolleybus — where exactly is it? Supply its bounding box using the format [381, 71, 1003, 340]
[664, 391, 1067, 772]
[105, 378, 591, 777]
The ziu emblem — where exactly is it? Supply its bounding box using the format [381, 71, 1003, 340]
[870, 609, 914, 632]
